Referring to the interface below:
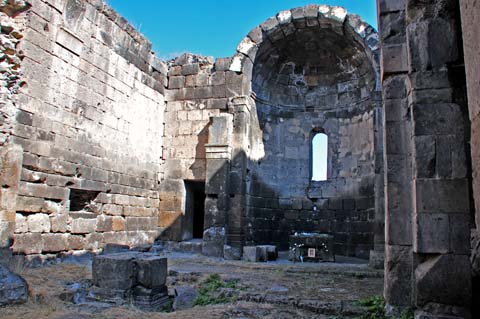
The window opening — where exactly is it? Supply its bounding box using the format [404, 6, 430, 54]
[312, 133, 328, 181]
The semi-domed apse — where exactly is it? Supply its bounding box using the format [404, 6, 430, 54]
[227, 4, 383, 256]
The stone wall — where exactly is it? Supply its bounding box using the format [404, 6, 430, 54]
[160, 54, 244, 242]
[378, 0, 472, 317]
[0, 1, 30, 249]
[2, 0, 168, 256]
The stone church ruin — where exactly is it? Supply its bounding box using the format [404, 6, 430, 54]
[0, 0, 479, 317]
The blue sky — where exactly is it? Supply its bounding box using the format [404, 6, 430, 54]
[107, 1, 378, 60]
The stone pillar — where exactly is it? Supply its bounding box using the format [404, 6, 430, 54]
[371, 89, 386, 269]
[406, 0, 472, 317]
[377, 0, 415, 315]
[224, 96, 251, 259]
[0, 145, 23, 248]
[203, 114, 233, 257]
[379, 0, 473, 317]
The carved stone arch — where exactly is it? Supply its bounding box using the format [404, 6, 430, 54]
[229, 4, 381, 93]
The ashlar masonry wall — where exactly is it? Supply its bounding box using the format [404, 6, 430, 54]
[1, 0, 168, 256]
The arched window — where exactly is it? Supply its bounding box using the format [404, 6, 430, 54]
[312, 132, 328, 181]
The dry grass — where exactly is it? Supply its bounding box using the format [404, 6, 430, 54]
[0, 256, 382, 319]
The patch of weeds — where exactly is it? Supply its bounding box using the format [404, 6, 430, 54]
[357, 295, 386, 319]
[194, 274, 239, 306]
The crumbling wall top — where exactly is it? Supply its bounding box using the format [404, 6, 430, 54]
[230, 4, 380, 76]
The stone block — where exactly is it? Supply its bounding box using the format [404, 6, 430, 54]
[136, 254, 167, 288]
[196, 73, 209, 86]
[71, 218, 96, 234]
[102, 204, 123, 216]
[414, 213, 449, 254]
[27, 214, 50, 233]
[415, 255, 471, 308]
[42, 233, 68, 252]
[384, 245, 412, 307]
[169, 65, 182, 76]
[210, 72, 225, 86]
[85, 233, 104, 250]
[382, 44, 408, 73]
[169, 76, 185, 89]
[112, 216, 125, 231]
[243, 246, 261, 262]
[185, 75, 195, 88]
[12, 233, 43, 254]
[207, 98, 228, 110]
[50, 214, 68, 233]
[214, 58, 232, 71]
[96, 215, 113, 232]
[378, 0, 405, 13]
[92, 253, 138, 290]
[103, 231, 128, 246]
[14, 214, 27, 233]
[132, 285, 169, 311]
[181, 63, 200, 76]
[414, 136, 436, 178]
[56, 28, 83, 56]
[449, 214, 470, 254]
[413, 104, 465, 136]
[125, 217, 156, 231]
[173, 285, 198, 311]
[223, 245, 241, 260]
[202, 227, 225, 257]
[102, 243, 130, 255]
[67, 235, 84, 250]
[415, 179, 469, 214]
[369, 249, 385, 269]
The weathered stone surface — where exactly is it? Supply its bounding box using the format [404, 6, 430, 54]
[50, 214, 68, 233]
[27, 213, 50, 233]
[102, 243, 130, 255]
[223, 244, 241, 260]
[243, 246, 261, 262]
[92, 253, 138, 290]
[384, 245, 412, 307]
[415, 255, 471, 308]
[173, 285, 198, 311]
[0, 264, 28, 306]
[202, 227, 225, 257]
[42, 233, 69, 252]
[136, 255, 167, 289]
[71, 218, 96, 234]
[132, 285, 169, 311]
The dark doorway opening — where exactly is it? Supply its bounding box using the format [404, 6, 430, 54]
[185, 181, 206, 239]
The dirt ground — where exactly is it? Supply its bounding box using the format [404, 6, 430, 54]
[0, 253, 383, 319]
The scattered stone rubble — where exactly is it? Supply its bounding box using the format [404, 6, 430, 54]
[0, 264, 28, 306]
